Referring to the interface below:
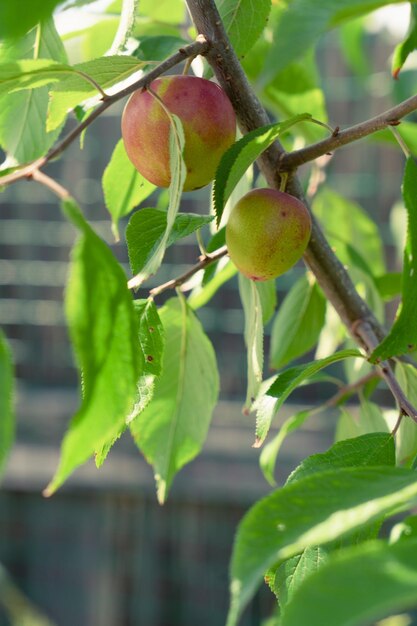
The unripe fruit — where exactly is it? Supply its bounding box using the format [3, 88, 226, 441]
[226, 188, 312, 281]
[121, 75, 236, 191]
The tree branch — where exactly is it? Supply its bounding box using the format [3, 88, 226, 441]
[146, 245, 228, 296]
[185, 0, 417, 420]
[0, 36, 210, 187]
[280, 94, 417, 170]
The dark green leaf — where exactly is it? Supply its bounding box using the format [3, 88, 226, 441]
[45, 199, 141, 495]
[273, 547, 328, 608]
[374, 272, 402, 300]
[130, 297, 219, 503]
[270, 274, 326, 369]
[287, 433, 395, 485]
[281, 538, 417, 626]
[213, 115, 312, 226]
[227, 466, 417, 626]
[395, 362, 417, 466]
[0, 329, 14, 475]
[372, 158, 417, 361]
[102, 139, 156, 240]
[133, 35, 188, 62]
[126, 208, 213, 276]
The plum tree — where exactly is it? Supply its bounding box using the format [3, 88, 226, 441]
[226, 188, 312, 281]
[121, 75, 236, 191]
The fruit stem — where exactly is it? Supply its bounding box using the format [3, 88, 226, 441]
[279, 172, 288, 192]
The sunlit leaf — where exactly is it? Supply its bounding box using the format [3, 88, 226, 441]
[131, 297, 219, 503]
[0, 329, 14, 476]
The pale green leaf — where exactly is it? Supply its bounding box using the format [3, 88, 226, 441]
[102, 138, 156, 240]
[188, 259, 237, 310]
[130, 297, 219, 503]
[391, 4, 417, 78]
[217, 0, 272, 58]
[262, 0, 408, 82]
[95, 298, 164, 467]
[0, 21, 67, 164]
[0, 329, 14, 475]
[47, 55, 145, 131]
[312, 186, 385, 275]
[254, 349, 362, 446]
[227, 466, 417, 626]
[128, 113, 186, 288]
[238, 275, 264, 412]
[270, 274, 326, 370]
[138, 0, 185, 24]
[395, 362, 417, 467]
[107, 0, 138, 55]
[256, 279, 277, 325]
[260, 409, 311, 486]
[213, 114, 312, 225]
[372, 158, 417, 361]
[281, 539, 417, 626]
[45, 199, 141, 495]
[126, 208, 213, 276]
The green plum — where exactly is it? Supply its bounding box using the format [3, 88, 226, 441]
[226, 188, 312, 281]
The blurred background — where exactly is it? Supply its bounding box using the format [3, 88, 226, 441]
[0, 2, 414, 625]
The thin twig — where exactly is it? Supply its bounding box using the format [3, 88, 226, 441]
[148, 245, 228, 296]
[0, 36, 210, 187]
[31, 170, 70, 200]
[352, 320, 417, 423]
[280, 96, 417, 170]
[324, 370, 381, 408]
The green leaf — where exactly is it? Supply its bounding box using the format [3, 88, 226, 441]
[395, 362, 417, 466]
[130, 296, 219, 503]
[392, 4, 417, 78]
[213, 114, 312, 226]
[273, 546, 328, 608]
[312, 186, 385, 275]
[217, 0, 272, 58]
[339, 16, 371, 80]
[95, 298, 164, 468]
[126, 208, 213, 277]
[133, 35, 188, 62]
[227, 466, 417, 626]
[129, 298, 165, 419]
[47, 55, 145, 131]
[287, 433, 395, 485]
[138, 0, 185, 24]
[107, 0, 138, 55]
[238, 275, 264, 412]
[102, 139, 156, 240]
[256, 279, 277, 325]
[0, 59, 69, 98]
[270, 274, 326, 370]
[0, 20, 67, 164]
[254, 349, 362, 447]
[0, 329, 14, 475]
[188, 259, 237, 310]
[281, 538, 417, 626]
[372, 158, 417, 361]
[44, 199, 141, 495]
[0, 0, 64, 39]
[260, 409, 311, 486]
[128, 113, 187, 289]
[375, 272, 402, 301]
[262, 0, 408, 82]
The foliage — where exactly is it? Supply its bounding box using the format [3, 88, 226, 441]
[1, 0, 417, 624]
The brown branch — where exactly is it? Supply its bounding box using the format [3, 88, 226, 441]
[280, 94, 417, 170]
[147, 245, 228, 296]
[0, 36, 210, 187]
[324, 370, 381, 408]
[185, 0, 417, 421]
